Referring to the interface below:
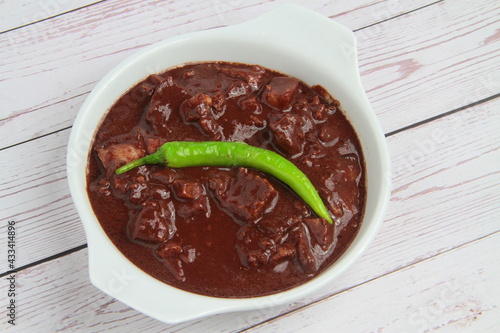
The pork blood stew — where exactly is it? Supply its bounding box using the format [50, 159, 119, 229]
[87, 62, 366, 297]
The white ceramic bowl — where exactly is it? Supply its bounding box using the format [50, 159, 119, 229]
[67, 4, 391, 324]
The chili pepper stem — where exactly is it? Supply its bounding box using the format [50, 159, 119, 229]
[115, 151, 164, 175]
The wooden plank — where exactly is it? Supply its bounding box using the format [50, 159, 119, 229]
[0, 0, 102, 33]
[358, 0, 500, 134]
[0, 130, 85, 273]
[244, 232, 500, 333]
[0, 0, 440, 149]
[2, 225, 498, 331]
[380, 99, 500, 267]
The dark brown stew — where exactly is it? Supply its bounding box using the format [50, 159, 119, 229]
[87, 62, 365, 297]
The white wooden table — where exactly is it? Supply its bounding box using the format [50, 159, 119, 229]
[1, 0, 499, 331]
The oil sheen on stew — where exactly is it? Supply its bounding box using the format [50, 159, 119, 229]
[87, 62, 365, 297]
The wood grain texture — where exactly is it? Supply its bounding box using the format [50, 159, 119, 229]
[357, 0, 500, 134]
[1, 223, 498, 332]
[0, 0, 445, 149]
[0, 130, 84, 273]
[0, 100, 497, 331]
[1, 1, 499, 331]
[245, 232, 500, 333]
[0, 0, 102, 33]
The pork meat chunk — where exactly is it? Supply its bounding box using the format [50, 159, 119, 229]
[269, 113, 305, 156]
[95, 142, 145, 173]
[262, 77, 299, 110]
[129, 200, 176, 243]
[208, 169, 277, 223]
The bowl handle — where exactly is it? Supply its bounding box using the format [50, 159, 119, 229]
[231, 4, 362, 91]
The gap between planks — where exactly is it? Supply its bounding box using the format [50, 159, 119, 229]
[0, 0, 106, 34]
[0, 244, 87, 279]
[385, 93, 500, 137]
[350, 0, 444, 32]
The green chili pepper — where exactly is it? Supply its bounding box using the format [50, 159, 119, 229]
[116, 141, 333, 223]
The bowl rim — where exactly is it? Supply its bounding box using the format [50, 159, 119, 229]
[67, 3, 391, 324]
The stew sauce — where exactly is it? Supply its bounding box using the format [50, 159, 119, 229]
[87, 62, 365, 297]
